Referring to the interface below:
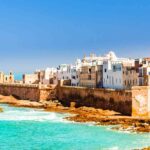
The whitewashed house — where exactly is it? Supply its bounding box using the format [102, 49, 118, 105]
[71, 59, 82, 86]
[103, 53, 137, 89]
[79, 51, 119, 88]
[42, 68, 57, 84]
[35, 68, 57, 85]
[56, 59, 82, 86]
[57, 64, 71, 81]
[103, 60, 124, 89]
[138, 58, 150, 86]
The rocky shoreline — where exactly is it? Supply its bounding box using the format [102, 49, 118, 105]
[0, 107, 3, 112]
[64, 109, 150, 133]
[0, 95, 149, 134]
[142, 147, 150, 150]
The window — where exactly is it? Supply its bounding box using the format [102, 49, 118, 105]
[128, 80, 130, 85]
[89, 68, 91, 73]
[113, 66, 116, 72]
[88, 75, 91, 80]
[72, 76, 76, 79]
[104, 69, 107, 72]
[113, 65, 121, 72]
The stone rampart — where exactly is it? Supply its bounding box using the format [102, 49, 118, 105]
[57, 86, 132, 115]
[0, 83, 56, 101]
[0, 83, 149, 117]
[132, 86, 150, 117]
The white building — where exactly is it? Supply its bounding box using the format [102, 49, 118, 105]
[71, 59, 81, 86]
[43, 68, 57, 84]
[138, 58, 150, 86]
[23, 73, 39, 84]
[103, 54, 137, 89]
[81, 51, 118, 67]
[56, 59, 82, 86]
[57, 64, 71, 81]
[54, 51, 139, 89]
[103, 60, 124, 89]
[36, 68, 57, 85]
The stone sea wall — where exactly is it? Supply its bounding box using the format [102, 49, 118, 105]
[57, 86, 132, 115]
[0, 83, 149, 117]
[132, 86, 150, 117]
[0, 83, 56, 101]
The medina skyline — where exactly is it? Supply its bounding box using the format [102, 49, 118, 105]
[0, 0, 150, 72]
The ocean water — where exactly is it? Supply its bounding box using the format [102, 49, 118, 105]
[0, 104, 149, 150]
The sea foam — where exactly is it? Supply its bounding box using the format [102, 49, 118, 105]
[0, 105, 68, 122]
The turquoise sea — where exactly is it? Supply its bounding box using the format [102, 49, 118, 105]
[0, 104, 149, 150]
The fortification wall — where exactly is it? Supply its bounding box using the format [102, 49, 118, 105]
[0, 83, 149, 117]
[57, 86, 132, 115]
[132, 86, 150, 117]
[0, 83, 55, 101]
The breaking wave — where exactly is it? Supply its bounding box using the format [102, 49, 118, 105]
[0, 104, 68, 122]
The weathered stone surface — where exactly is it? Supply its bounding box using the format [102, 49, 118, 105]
[132, 86, 150, 118]
[0, 83, 150, 118]
[57, 86, 132, 115]
[0, 83, 56, 101]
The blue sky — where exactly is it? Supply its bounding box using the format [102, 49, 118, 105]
[0, 0, 150, 72]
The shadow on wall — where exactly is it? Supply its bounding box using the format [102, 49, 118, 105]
[58, 86, 132, 116]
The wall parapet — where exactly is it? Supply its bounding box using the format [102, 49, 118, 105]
[61, 85, 131, 92]
[0, 83, 149, 117]
[0, 83, 39, 88]
[0, 83, 56, 101]
[57, 85, 132, 115]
